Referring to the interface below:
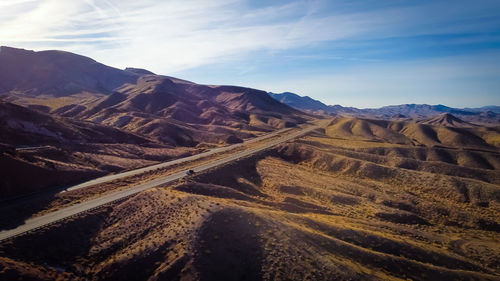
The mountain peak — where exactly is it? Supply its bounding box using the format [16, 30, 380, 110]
[269, 92, 329, 112]
[0, 46, 137, 96]
[441, 112, 461, 120]
[1, 46, 31, 52]
[419, 113, 472, 127]
[125, 67, 156, 75]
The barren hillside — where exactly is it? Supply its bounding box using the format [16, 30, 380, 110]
[0, 100, 198, 198]
[0, 46, 306, 147]
[325, 116, 500, 149]
[1, 120, 498, 280]
[0, 47, 307, 198]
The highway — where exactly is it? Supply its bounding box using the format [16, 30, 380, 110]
[0, 124, 319, 242]
[63, 126, 294, 192]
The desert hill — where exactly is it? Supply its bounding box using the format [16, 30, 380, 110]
[0, 100, 203, 198]
[0, 47, 306, 146]
[54, 75, 303, 145]
[1, 120, 499, 280]
[325, 116, 499, 149]
[0, 100, 148, 146]
[1, 46, 499, 280]
[0, 47, 307, 198]
[0, 46, 138, 97]
[419, 113, 474, 127]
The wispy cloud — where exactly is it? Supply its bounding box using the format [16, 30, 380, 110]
[2, 0, 496, 71]
[1, 0, 499, 107]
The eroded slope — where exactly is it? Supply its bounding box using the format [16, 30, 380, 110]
[1, 125, 499, 281]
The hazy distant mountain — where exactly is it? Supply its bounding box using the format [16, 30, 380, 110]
[269, 92, 360, 115]
[269, 92, 330, 112]
[269, 92, 499, 124]
[464, 106, 500, 113]
[372, 104, 476, 117]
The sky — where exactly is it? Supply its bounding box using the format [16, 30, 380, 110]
[1, 0, 499, 108]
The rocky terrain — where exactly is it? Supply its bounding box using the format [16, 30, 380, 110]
[0, 100, 182, 198]
[1, 117, 498, 280]
[0, 47, 306, 198]
[1, 46, 305, 141]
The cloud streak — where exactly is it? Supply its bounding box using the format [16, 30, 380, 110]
[2, 0, 495, 70]
[1, 0, 499, 107]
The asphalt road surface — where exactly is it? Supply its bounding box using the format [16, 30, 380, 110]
[0, 124, 318, 242]
[63, 126, 294, 193]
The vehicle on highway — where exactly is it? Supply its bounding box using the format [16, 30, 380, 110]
[0, 125, 316, 242]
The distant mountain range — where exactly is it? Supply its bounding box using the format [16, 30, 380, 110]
[269, 92, 500, 124]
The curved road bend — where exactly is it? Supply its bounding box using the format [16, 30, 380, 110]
[0, 124, 319, 242]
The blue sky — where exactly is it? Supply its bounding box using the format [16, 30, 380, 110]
[1, 0, 499, 108]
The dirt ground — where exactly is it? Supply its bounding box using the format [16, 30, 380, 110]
[1, 124, 499, 281]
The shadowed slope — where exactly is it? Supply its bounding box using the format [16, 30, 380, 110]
[0, 47, 307, 146]
[419, 113, 474, 127]
[0, 46, 138, 97]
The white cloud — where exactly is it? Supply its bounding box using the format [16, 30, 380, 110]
[4, 0, 496, 73]
[1, 0, 498, 108]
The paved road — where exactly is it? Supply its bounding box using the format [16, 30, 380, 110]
[63, 126, 294, 193]
[15, 145, 53, 151]
[0, 124, 318, 242]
